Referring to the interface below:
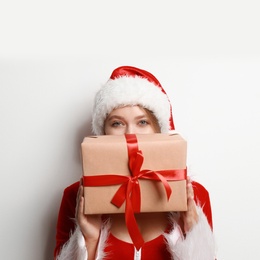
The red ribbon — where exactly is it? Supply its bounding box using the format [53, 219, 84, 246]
[83, 134, 187, 250]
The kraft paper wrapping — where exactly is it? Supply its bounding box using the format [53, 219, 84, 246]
[81, 133, 187, 214]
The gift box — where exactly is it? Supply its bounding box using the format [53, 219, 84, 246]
[81, 133, 187, 215]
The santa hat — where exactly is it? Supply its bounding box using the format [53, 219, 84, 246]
[92, 66, 175, 135]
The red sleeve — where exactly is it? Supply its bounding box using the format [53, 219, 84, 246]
[192, 181, 213, 230]
[54, 181, 80, 258]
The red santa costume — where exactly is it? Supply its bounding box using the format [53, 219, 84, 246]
[54, 66, 216, 260]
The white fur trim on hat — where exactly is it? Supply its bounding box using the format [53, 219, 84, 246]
[92, 76, 171, 135]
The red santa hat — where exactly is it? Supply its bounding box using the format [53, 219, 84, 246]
[92, 66, 175, 135]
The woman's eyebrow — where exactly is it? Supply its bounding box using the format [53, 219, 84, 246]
[135, 115, 148, 119]
[107, 114, 147, 121]
[106, 115, 124, 121]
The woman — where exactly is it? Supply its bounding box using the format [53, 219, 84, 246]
[54, 66, 216, 259]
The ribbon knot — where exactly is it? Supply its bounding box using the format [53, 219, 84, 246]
[131, 176, 139, 183]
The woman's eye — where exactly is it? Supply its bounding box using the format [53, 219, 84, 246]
[139, 120, 148, 125]
[111, 121, 123, 127]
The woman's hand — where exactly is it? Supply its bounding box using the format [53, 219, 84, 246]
[76, 184, 102, 258]
[180, 177, 199, 233]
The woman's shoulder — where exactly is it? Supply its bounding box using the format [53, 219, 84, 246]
[58, 181, 80, 214]
[192, 181, 210, 197]
[63, 180, 80, 197]
[192, 180, 213, 229]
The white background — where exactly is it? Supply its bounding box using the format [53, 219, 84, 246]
[1, 1, 260, 259]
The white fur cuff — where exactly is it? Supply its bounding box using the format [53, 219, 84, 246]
[165, 207, 216, 260]
[56, 226, 88, 260]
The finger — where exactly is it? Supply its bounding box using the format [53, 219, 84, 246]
[77, 185, 84, 202]
[79, 196, 85, 216]
[76, 186, 83, 216]
[183, 198, 199, 232]
[76, 193, 85, 222]
[187, 197, 196, 211]
[187, 182, 194, 199]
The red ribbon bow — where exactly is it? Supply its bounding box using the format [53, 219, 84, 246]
[83, 134, 187, 250]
